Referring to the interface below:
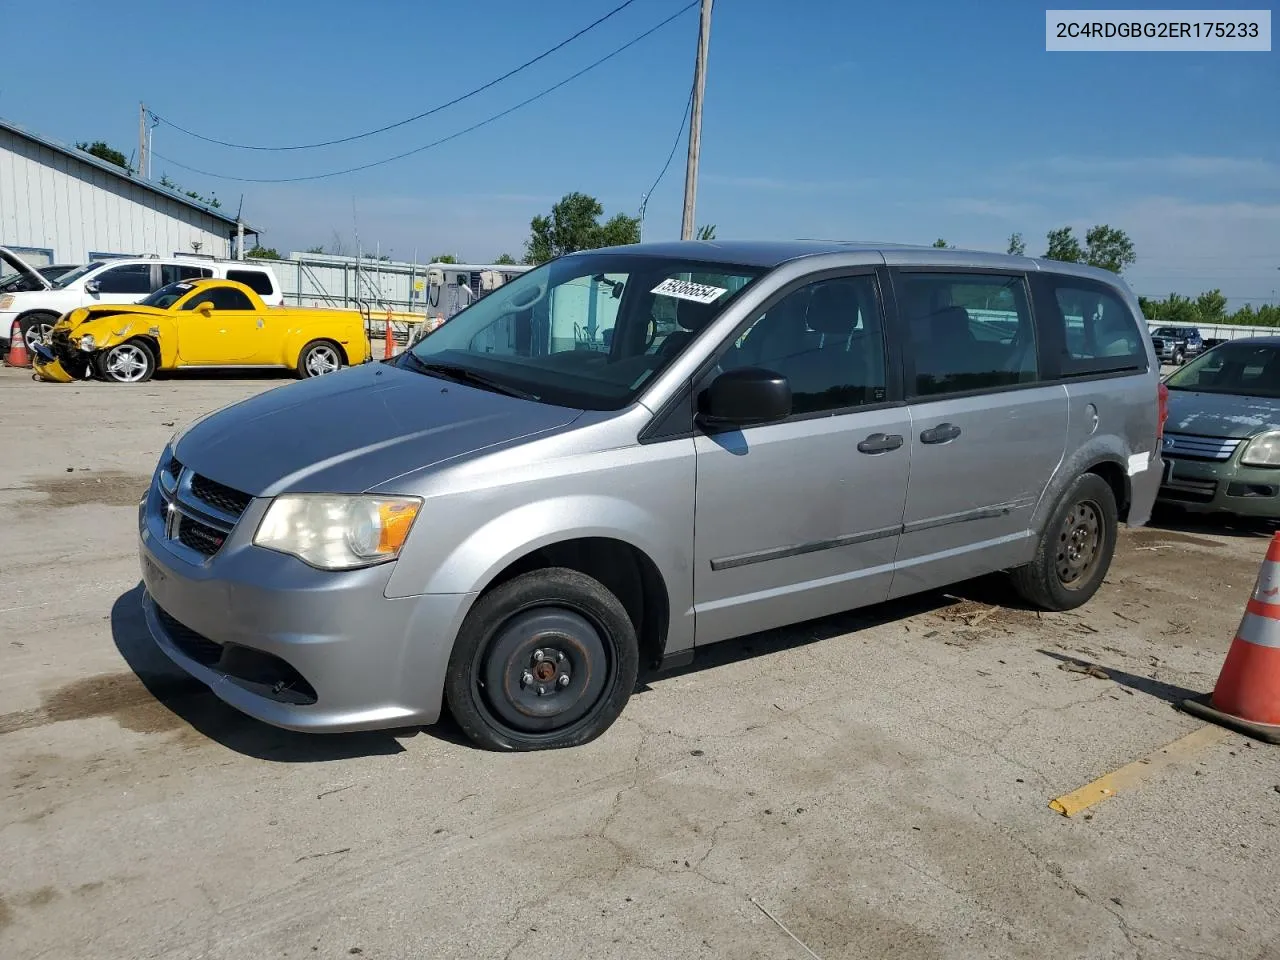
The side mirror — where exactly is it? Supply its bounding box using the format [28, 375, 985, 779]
[84, 280, 100, 295]
[698, 367, 792, 428]
[197, 302, 214, 316]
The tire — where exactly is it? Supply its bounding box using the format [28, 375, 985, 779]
[1010, 473, 1118, 612]
[94, 340, 156, 383]
[445, 567, 639, 751]
[18, 312, 59, 353]
[297, 340, 343, 379]
[1173, 349, 1185, 366]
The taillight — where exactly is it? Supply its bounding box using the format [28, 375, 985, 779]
[1157, 382, 1169, 441]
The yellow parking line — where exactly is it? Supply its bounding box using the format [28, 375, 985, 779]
[1048, 724, 1231, 817]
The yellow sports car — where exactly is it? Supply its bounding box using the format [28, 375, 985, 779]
[34, 278, 371, 383]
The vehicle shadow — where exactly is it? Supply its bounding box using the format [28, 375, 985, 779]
[110, 584, 416, 761]
[1037, 649, 1207, 704]
[1146, 503, 1278, 540]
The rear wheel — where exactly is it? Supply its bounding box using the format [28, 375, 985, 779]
[445, 568, 639, 751]
[95, 340, 156, 383]
[297, 340, 343, 378]
[1010, 473, 1117, 611]
[19, 312, 59, 353]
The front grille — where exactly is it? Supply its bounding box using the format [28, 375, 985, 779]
[177, 515, 227, 556]
[1161, 476, 1217, 504]
[1162, 433, 1241, 462]
[156, 607, 222, 665]
[190, 473, 252, 518]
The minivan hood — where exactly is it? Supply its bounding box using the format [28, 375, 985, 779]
[174, 362, 584, 496]
[1166, 389, 1280, 439]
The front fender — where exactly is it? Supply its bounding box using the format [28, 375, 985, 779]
[386, 495, 679, 600]
[81, 316, 176, 367]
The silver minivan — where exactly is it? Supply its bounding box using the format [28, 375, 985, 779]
[139, 241, 1164, 750]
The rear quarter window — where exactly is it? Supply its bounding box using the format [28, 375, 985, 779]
[1038, 276, 1148, 377]
[227, 270, 275, 296]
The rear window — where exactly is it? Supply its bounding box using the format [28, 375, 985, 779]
[1044, 278, 1146, 375]
[227, 270, 275, 296]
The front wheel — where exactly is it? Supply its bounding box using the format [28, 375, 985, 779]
[1173, 349, 1185, 366]
[1009, 473, 1118, 611]
[95, 340, 156, 383]
[445, 568, 639, 751]
[297, 340, 343, 379]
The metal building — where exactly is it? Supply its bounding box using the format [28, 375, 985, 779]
[0, 117, 253, 267]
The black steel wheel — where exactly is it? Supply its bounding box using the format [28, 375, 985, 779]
[445, 567, 638, 751]
[1010, 473, 1118, 611]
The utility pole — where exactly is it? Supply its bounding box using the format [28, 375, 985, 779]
[137, 102, 147, 179]
[680, 0, 713, 241]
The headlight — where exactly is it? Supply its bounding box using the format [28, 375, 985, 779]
[78, 334, 96, 352]
[1241, 431, 1280, 468]
[0, 295, 13, 310]
[253, 494, 421, 570]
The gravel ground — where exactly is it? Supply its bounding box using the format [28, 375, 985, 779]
[2, 365, 1278, 960]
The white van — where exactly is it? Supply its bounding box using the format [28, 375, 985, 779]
[0, 248, 283, 352]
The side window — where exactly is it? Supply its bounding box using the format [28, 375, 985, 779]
[720, 275, 887, 415]
[227, 270, 275, 296]
[184, 288, 256, 311]
[95, 263, 154, 294]
[898, 272, 1037, 397]
[1047, 279, 1145, 373]
[161, 265, 214, 285]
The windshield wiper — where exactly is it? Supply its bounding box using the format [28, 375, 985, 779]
[400, 354, 539, 401]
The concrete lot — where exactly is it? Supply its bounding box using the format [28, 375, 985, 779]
[1, 364, 1278, 960]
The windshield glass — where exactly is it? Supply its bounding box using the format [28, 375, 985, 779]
[52, 262, 105, 289]
[1152, 327, 1178, 337]
[1166, 342, 1280, 399]
[141, 281, 195, 309]
[405, 252, 764, 410]
[0, 265, 70, 292]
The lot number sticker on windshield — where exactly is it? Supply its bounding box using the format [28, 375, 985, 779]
[650, 278, 727, 304]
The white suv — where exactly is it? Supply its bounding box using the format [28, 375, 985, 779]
[0, 248, 283, 352]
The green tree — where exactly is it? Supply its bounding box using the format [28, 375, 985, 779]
[697, 224, 717, 240]
[247, 245, 281, 260]
[76, 140, 132, 173]
[156, 172, 220, 208]
[493, 253, 517, 265]
[525, 192, 640, 265]
[1083, 224, 1136, 274]
[1195, 289, 1228, 324]
[1006, 232, 1026, 256]
[304, 245, 326, 255]
[1044, 227, 1085, 263]
[430, 254, 459, 264]
[932, 238, 950, 248]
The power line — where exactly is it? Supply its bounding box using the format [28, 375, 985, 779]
[149, 2, 698, 185]
[151, 0, 641, 152]
[640, 81, 694, 219]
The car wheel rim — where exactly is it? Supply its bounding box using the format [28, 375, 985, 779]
[105, 345, 148, 382]
[1057, 499, 1102, 588]
[306, 346, 339, 376]
[24, 322, 53, 351]
[477, 607, 611, 735]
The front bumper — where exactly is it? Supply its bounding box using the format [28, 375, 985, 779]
[137, 462, 474, 732]
[1157, 455, 1280, 518]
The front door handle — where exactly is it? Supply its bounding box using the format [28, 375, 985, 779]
[920, 422, 962, 445]
[857, 433, 904, 454]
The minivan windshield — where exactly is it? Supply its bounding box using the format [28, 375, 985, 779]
[52, 262, 105, 289]
[1166, 341, 1280, 399]
[403, 252, 764, 410]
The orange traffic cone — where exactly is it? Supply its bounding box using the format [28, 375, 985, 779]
[384, 308, 395, 359]
[5, 318, 31, 368]
[1182, 532, 1280, 743]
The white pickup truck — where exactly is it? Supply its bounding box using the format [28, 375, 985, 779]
[0, 247, 283, 352]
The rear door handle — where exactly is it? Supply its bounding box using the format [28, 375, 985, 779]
[920, 422, 961, 445]
[857, 433, 904, 454]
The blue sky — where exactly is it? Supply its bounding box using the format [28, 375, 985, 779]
[3, 0, 1278, 303]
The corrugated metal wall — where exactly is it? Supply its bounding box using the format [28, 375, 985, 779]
[0, 128, 233, 263]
